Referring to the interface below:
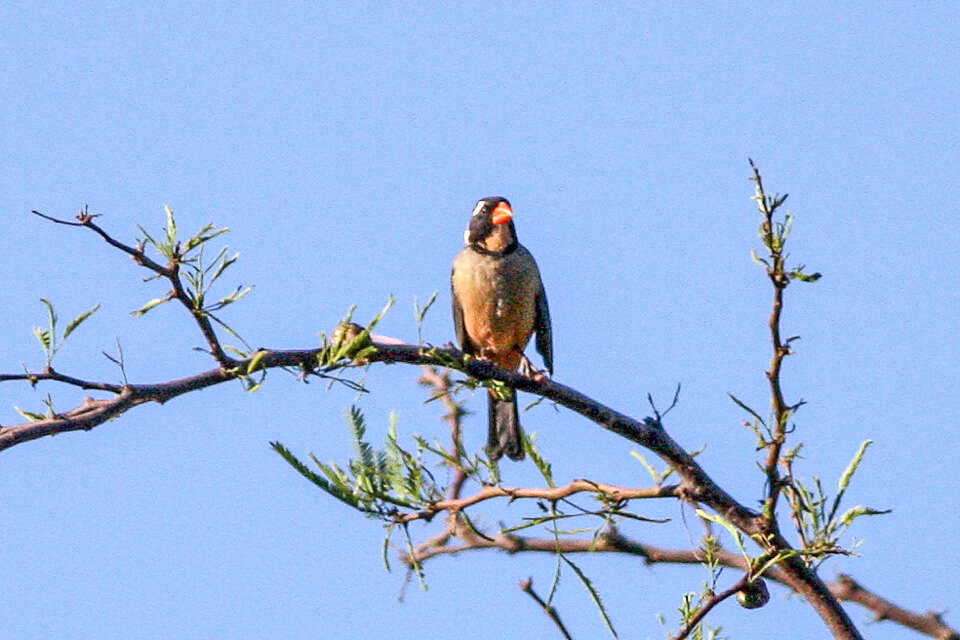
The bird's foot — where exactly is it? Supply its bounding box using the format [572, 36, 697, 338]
[519, 353, 549, 381]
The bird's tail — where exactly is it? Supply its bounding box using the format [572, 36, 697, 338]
[487, 389, 525, 461]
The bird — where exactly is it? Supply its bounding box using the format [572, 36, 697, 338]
[451, 197, 553, 461]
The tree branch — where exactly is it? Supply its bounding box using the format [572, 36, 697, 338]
[396, 480, 679, 524]
[405, 525, 958, 640]
[4, 199, 883, 639]
[0, 336, 862, 638]
[520, 577, 575, 640]
[32, 208, 235, 366]
[831, 575, 959, 640]
[671, 573, 752, 640]
[418, 366, 469, 499]
[750, 160, 794, 525]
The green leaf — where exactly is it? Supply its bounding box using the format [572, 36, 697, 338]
[182, 222, 214, 252]
[34, 299, 59, 361]
[630, 450, 661, 485]
[459, 511, 495, 542]
[349, 405, 373, 468]
[414, 290, 438, 322]
[414, 290, 439, 343]
[39, 297, 58, 334]
[223, 345, 249, 358]
[381, 523, 395, 572]
[696, 509, 748, 558]
[560, 554, 618, 638]
[367, 296, 395, 333]
[838, 439, 872, 494]
[547, 526, 596, 536]
[727, 393, 767, 427]
[329, 298, 393, 363]
[753, 549, 798, 579]
[271, 441, 361, 511]
[401, 523, 428, 591]
[790, 265, 822, 282]
[14, 406, 46, 421]
[410, 435, 455, 465]
[548, 537, 563, 604]
[780, 209, 795, 241]
[184, 224, 229, 253]
[750, 248, 770, 268]
[137, 224, 159, 250]
[838, 505, 892, 526]
[414, 290, 436, 321]
[210, 251, 240, 285]
[131, 297, 171, 316]
[608, 510, 670, 524]
[207, 313, 253, 351]
[525, 434, 555, 488]
[783, 442, 804, 463]
[63, 303, 101, 340]
[246, 350, 268, 374]
[502, 512, 582, 534]
[33, 327, 52, 355]
[212, 284, 254, 309]
[828, 439, 873, 523]
[164, 204, 178, 245]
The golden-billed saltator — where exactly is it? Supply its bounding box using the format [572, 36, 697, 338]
[451, 197, 553, 461]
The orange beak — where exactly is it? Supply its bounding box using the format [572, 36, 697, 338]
[491, 202, 513, 225]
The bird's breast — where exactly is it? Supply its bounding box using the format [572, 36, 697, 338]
[452, 246, 541, 361]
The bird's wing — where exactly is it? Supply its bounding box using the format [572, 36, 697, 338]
[451, 265, 474, 354]
[534, 283, 553, 375]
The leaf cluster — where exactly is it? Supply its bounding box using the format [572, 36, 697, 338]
[272, 406, 445, 518]
[32, 298, 101, 366]
[133, 206, 245, 319]
[783, 440, 890, 565]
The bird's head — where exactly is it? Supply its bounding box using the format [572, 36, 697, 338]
[465, 196, 517, 254]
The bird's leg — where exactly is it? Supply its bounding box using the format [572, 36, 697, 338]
[518, 351, 548, 381]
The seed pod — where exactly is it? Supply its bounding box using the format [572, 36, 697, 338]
[736, 578, 770, 609]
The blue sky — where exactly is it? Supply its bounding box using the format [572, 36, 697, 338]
[2, 3, 958, 639]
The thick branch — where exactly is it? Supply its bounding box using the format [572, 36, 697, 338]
[0, 367, 235, 449]
[0, 338, 860, 637]
[374, 343, 860, 638]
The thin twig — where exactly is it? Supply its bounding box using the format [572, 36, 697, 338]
[419, 366, 469, 499]
[404, 525, 956, 640]
[671, 574, 751, 640]
[0, 368, 124, 393]
[748, 161, 792, 524]
[831, 575, 959, 640]
[396, 481, 678, 523]
[32, 209, 234, 366]
[521, 577, 574, 640]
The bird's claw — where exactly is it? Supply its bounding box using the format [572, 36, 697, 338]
[519, 353, 549, 381]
